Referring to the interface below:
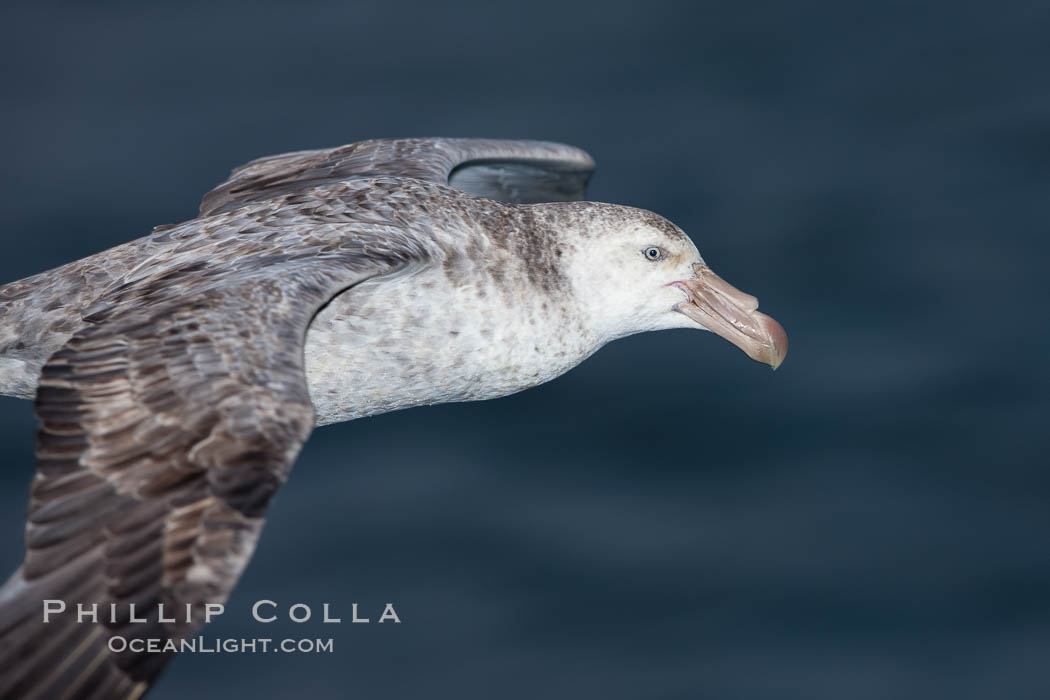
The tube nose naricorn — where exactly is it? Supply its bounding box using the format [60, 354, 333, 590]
[672, 264, 788, 369]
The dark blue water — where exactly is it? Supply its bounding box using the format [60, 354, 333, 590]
[0, 1, 1047, 698]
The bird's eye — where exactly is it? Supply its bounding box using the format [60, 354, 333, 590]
[644, 246, 664, 261]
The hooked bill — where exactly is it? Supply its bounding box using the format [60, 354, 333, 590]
[672, 264, 788, 369]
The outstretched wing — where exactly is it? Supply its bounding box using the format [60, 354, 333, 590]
[199, 137, 596, 216]
[0, 205, 431, 699]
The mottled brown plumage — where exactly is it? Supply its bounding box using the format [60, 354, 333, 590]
[0, 137, 785, 699]
[0, 138, 601, 700]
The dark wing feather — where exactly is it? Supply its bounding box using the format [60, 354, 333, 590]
[199, 137, 596, 216]
[0, 212, 430, 699]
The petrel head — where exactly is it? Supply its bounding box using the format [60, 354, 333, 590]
[566, 206, 788, 369]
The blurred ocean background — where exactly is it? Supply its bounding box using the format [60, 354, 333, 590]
[0, 1, 1047, 698]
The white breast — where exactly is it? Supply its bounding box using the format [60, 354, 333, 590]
[303, 263, 601, 425]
